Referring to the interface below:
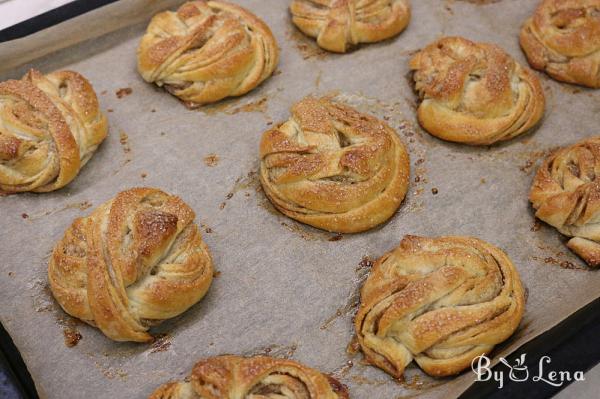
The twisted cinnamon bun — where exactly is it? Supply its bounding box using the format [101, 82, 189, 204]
[530, 137, 600, 267]
[520, 0, 600, 88]
[48, 187, 214, 342]
[137, 1, 279, 106]
[149, 355, 348, 399]
[410, 36, 545, 145]
[290, 0, 411, 53]
[0, 69, 107, 193]
[355, 235, 525, 377]
[259, 96, 410, 233]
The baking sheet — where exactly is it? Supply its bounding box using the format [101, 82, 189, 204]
[1, 0, 600, 398]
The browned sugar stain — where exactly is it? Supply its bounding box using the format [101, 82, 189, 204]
[351, 375, 389, 386]
[328, 234, 343, 241]
[244, 343, 298, 359]
[63, 327, 82, 347]
[119, 131, 131, 154]
[203, 153, 220, 167]
[347, 334, 360, 355]
[115, 87, 132, 99]
[321, 256, 372, 330]
[286, 27, 328, 60]
[531, 219, 542, 232]
[330, 360, 354, 380]
[26, 201, 92, 221]
[199, 96, 270, 118]
[149, 333, 171, 353]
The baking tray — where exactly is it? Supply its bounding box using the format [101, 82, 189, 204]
[1, 0, 600, 398]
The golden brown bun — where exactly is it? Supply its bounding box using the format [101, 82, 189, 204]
[520, 0, 600, 88]
[137, 1, 279, 106]
[290, 0, 410, 53]
[530, 137, 600, 267]
[410, 36, 545, 145]
[0, 69, 107, 193]
[259, 96, 410, 233]
[149, 355, 348, 399]
[48, 187, 213, 342]
[355, 235, 525, 377]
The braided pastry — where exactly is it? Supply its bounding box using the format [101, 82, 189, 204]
[290, 0, 411, 53]
[149, 355, 348, 399]
[355, 235, 525, 377]
[137, 1, 279, 107]
[409, 36, 545, 145]
[0, 69, 107, 193]
[530, 137, 600, 267]
[520, 0, 600, 88]
[48, 187, 213, 342]
[259, 96, 410, 233]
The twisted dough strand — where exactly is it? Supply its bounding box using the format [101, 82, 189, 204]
[150, 355, 348, 399]
[259, 96, 410, 233]
[137, 1, 279, 106]
[48, 187, 213, 342]
[290, 0, 410, 53]
[410, 36, 545, 145]
[530, 137, 600, 267]
[355, 236, 525, 377]
[520, 0, 600, 88]
[0, 69, 107, 192]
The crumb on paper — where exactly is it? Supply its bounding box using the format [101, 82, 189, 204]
[63, 327, 82, 347]
[219, 202, 226, 210]
[8, 271, 14, 277]
[107, 109, 114, 113]
[328, 234, 343, 242]
[431, 188, 439, 195]
[213, 270, 221, 278]
[116, 87, 132, 99]
[226, 192, 233, 200]
[141, 173, 147, 179]
[100, 90, 107, 95]
[21, 213, 28, 219]
[203, 154, 219, 167]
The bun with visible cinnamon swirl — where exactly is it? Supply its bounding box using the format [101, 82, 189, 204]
[355, 235, 525, 377]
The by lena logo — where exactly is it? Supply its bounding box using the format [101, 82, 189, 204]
[471, 354, 585, 389]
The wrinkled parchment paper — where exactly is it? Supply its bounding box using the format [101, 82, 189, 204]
[1, 0, 600, 398]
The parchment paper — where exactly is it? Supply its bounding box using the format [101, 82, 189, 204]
[1, 0, 599, 398]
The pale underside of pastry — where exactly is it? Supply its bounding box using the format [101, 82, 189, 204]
[520, 0, 600, 88]
[0, 69, 107, 193]
[290, 0, 411, 53]
[259, 96, 410, 233]
[530, 136, 600, 267]
[137, 0, 279, 107]
[410, 36, 545, 145]
[149, 355, 349, 399]
[48, 187, 214, 342]
[355, 235, 525, 377]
